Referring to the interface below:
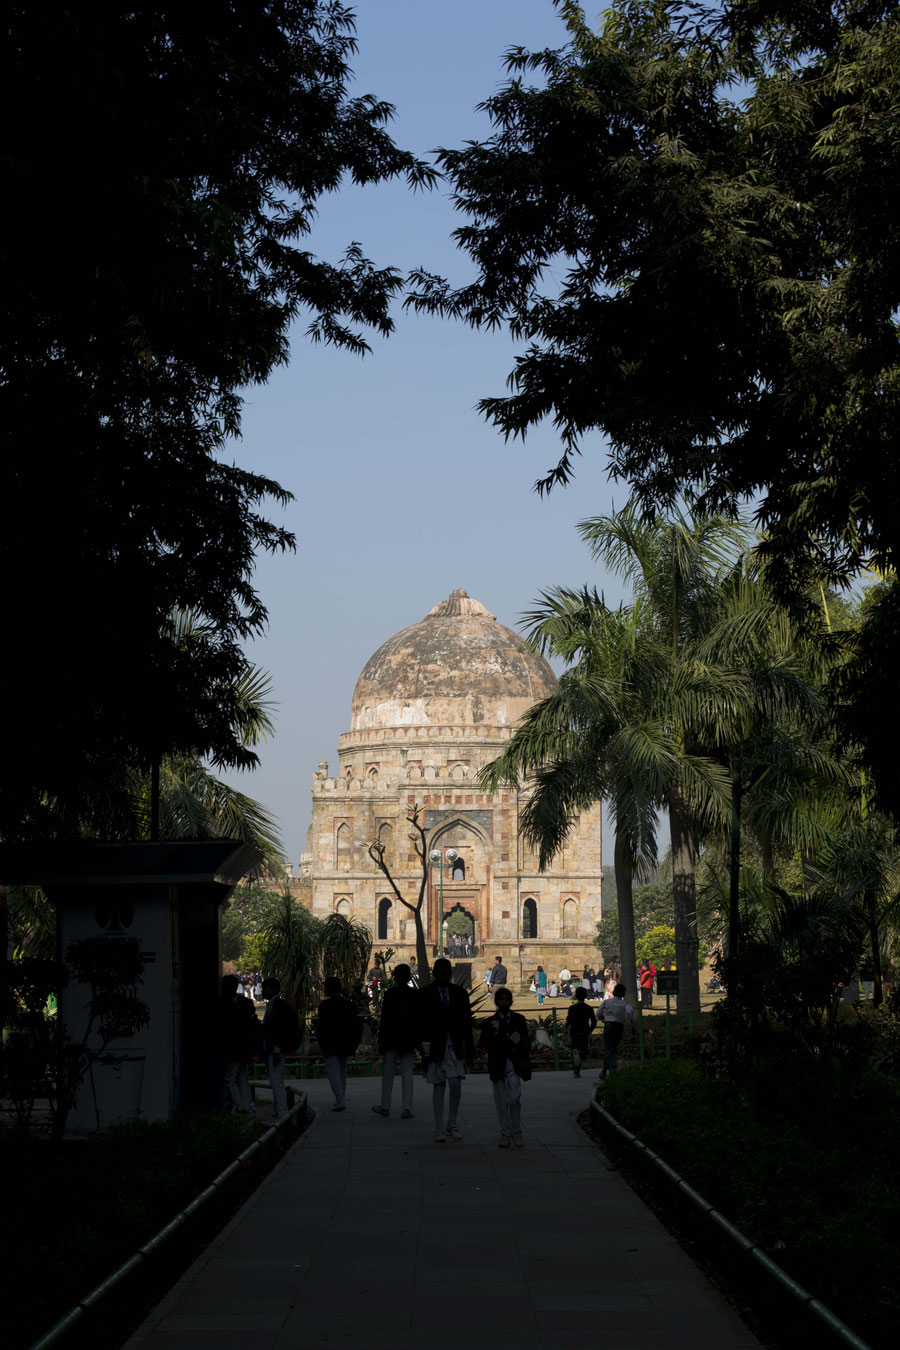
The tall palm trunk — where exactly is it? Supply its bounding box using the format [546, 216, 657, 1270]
[670, 787, 701, 1014]
[614, 829, 639, 1006]
[150, 756, 160, 842]
[729, 764, 742, 957]
[863, 892, 884, 1008]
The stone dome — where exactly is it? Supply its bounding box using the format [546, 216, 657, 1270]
[350, 589, 557, 732]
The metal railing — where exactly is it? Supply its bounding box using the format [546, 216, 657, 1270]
[590, 1094, 872, 1350]
[27, 1092, 308, 1350]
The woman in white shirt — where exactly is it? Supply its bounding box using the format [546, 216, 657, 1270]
[599, 983, 634, 1077]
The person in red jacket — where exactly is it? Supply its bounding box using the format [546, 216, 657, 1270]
[639, 960, 656, 1009]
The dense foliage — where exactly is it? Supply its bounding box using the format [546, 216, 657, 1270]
[595, 883, 677, 956]
[602, 1052, 900, 1349]
[258, 901, 372, 1010]
[0, 1112, 263, 1348]
[484, 498, 900, 1011]
[2, 2, 433, 839]
[222, 886, 286, 965]
[410, 0, 900, 812]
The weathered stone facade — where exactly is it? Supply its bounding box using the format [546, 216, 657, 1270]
[299, 590, 602, 985]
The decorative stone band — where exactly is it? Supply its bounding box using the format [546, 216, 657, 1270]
[339, 724, 518, 747]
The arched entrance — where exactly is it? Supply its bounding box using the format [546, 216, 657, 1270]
[428, 816, 491, 945]
[443, 902, 476, 958]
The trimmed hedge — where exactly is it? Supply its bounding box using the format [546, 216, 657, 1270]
[602, 1059, 900, 1349]
[1, 1112, 265, 1349]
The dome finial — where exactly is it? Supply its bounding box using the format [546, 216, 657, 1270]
[425, 590, 495, 620]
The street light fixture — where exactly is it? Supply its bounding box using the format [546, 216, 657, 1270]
[428, 847, 460, 957]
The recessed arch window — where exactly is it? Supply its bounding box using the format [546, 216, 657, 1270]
[378, 821, 393, 868]
[450, 854, 465, 881]
[523, 896, 538, 939]
[377, 896, 392, 940]
[336, 822, 352, 871]
[562, 897, 578, 939]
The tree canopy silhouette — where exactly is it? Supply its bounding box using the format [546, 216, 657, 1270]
[2, 2, 434, 837]
[407, 0, 900, 810]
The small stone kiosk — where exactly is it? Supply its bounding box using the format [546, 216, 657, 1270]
[0, 840, 260, 1132]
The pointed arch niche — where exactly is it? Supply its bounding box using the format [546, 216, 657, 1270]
[377, 821, 393, 870]
[377, 896, 392, 940]
[522, 896, 538, 939]
[336, 822, 352, 871]
[562, 897, 578, 939]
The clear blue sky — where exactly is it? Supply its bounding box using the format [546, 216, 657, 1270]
[223, 2, 625, 866]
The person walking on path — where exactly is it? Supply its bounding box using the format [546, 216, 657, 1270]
[534, 965, 547, 1006]
[639, 960, 656, 1009]
[372, 963, 419, 1119]
[261, 978, 301, 1120]
[488, 955, 508, 993]
[599, 983, 634, 1078]
[218, 974, 261, 1119]
[314, 976, 362, 1112]
[479, 987, 531, 1148]
[419, 957, 473, 1142]
[565, 986, 597, 1078]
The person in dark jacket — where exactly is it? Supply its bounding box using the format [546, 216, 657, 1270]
[418, 958, 474, 1142]
[261, 977, 300, 1120]
[218, 974, 262, 1118]
[479, 988, 531, 1148]
[565, 986, 597, 1078]
[315, 976, 362, 1112]
[372, 964, 419, 1119]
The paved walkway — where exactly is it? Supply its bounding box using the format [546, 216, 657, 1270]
[124, 1071, 761, 1350]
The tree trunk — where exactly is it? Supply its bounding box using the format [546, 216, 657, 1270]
[728, 764, 741, 958]
[0, 884, 9, 1031]
[760, 828, 775, 881]
[614, 829, 639, 1007]
[864, 895, 883, 1008]
[412, 905, 431, 987]
[670, 788, 701, 1015]
[150, 757, 160, 842]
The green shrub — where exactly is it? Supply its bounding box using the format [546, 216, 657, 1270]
[602, 1061, 900, 1347]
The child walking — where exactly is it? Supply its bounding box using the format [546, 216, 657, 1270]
[565, 987, 597, 1077]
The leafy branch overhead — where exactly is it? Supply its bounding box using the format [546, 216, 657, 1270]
[406, 0, 900, 811]
[2, 2, 435, 839]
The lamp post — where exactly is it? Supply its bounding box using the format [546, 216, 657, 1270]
[428, 847, 459, 957]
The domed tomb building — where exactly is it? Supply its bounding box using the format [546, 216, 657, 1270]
[301, 590, 603, 983]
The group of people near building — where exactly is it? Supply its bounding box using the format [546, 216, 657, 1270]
[217, 953, 638, 1144]
[216, 974, 302, 1122]
[369, 957, 529, 1147]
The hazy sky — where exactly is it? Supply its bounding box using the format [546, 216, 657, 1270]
[223, 1, 626, 866]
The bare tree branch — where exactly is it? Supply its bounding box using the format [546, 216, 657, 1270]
[367, 805, 431, 982]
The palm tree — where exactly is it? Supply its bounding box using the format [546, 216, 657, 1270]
[812, 813, 900, 1008]
[483, 587, 729, 1007]
[319, 913, 373, 993]
[695, 557, 853, 955]
[149, 753, 285, 868]
[139, 611, 285, 865]
[258, 896, 322, 1011]
[576, 504, 749, 1010]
